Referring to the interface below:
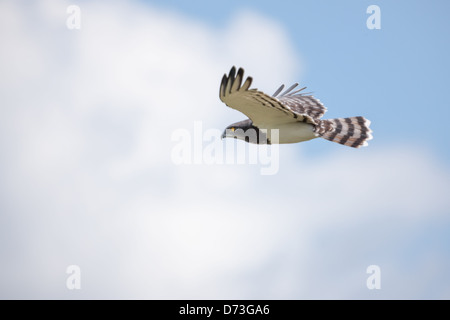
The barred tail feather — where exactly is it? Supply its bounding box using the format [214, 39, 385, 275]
[315, 116, 373, 148]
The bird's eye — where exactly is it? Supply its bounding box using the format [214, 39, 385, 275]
[231, 127, 235, 132]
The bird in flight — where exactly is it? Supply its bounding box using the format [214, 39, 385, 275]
[220, 66, 372, 148]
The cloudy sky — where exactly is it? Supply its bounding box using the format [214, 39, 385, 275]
[0, 0, 449, 299]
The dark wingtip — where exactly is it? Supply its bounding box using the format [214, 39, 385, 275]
[228, 66, 236, 94]
[229, 66, 236, 80]
[236, 67, 244, 80]
[220, 73, 228, 97]
[234, 67, 244, 90]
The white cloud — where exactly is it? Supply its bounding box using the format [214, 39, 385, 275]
[0, 0, 449, 299]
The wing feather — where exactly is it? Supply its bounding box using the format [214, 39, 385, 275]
[219, 67, 324, 127]
[220, 74, 227, 97]
[278, 94, 327, 120]
[231, 67, 243, 93]
[272, 84, 284, 97]
[280, 83, 299, 96]
[240, 76, 252, 92]
[225, 66, 235, 94]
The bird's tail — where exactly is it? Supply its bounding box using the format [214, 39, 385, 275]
[314, 116, 373, 148]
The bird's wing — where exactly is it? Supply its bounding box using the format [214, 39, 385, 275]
[219, 67, 320, 128]
[273, 83, 327, 121]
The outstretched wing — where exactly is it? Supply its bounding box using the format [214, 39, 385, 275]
[273, 83, 327, 121]
[219, 67, 319, 128]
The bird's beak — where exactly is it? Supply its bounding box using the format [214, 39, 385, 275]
[221, 131, 226, 140]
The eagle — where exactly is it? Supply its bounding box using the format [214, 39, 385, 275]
[220, 66, 372, 147]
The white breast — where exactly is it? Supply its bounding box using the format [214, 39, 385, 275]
[265, 122, 318, 144]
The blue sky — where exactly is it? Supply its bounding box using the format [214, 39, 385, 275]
[148, 0, 450, 159]
[0, 0, 449, 299]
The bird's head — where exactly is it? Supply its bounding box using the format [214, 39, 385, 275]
[221, 119, 269, 144]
